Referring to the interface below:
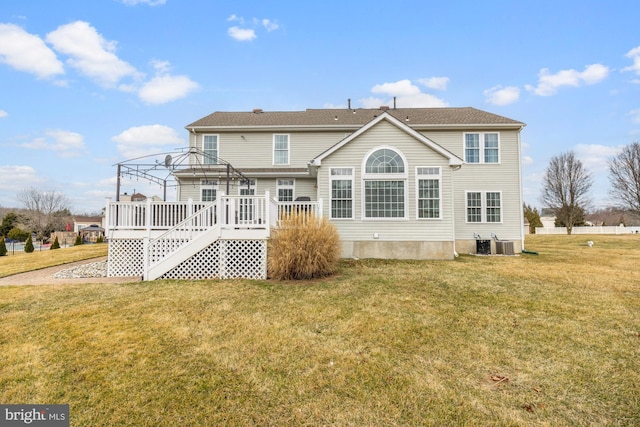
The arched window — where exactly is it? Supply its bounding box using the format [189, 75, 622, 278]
[365, 148, 405, 173]
[362, 148, 407, 219]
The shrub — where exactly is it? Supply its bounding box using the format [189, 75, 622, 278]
[268, 212, 341, 280]
[51, 236, 60, 250]
[74, 235, 82, 246]
[96, 235, 104, 244]
[7, 227, 30, 242]
[0, 237, 6, 256]
[24, 235, 34, 253]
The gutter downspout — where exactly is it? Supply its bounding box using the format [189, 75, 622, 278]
[516, 125, 526, 252]
[450, 164, 463, 258]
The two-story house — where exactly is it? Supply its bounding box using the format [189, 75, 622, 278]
[105, 106, 525, 280]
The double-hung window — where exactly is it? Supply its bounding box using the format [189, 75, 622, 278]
[416, 167, 441, 219]
[330, 168, 354, 219]
[203, 135, 218, 165]
[363, 148, 407, 219]
[238, 179, 256, 222]
[466, 191, 502, 223]
[273, 134, 290, 165]
[277, 179, 294, 202]
[201, 179, 218, 202]
[464, 133, 500, 164]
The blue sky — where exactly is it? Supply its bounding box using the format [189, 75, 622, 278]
[1, 0, 639, 213]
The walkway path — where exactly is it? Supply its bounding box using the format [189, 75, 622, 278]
[0, 257, 141, 286]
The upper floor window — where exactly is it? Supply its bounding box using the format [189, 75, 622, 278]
[273, 134, 289, 165]
[330, 168, 354, 219]
[466, 191, 502, 223]
[416, 167, 441, 219]
[363, 148, 407, 219]
[464, 133, 500, 164]
[203, 135, 218, 165]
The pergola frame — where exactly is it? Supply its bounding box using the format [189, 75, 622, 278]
[115, 147, 251, 201]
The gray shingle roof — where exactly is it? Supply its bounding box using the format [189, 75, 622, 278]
[187, 107, 524, 128]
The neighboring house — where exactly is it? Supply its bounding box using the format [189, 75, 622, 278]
[539, 208, 556, 228]
[73, 215, 105, 243]
[106, 107, 526, 280]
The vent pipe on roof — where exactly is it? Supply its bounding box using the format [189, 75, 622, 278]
[348, 98, 351, 110]
[393, 96, 396, 109]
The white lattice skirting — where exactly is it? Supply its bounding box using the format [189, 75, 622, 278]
[108, 238, 267, 280]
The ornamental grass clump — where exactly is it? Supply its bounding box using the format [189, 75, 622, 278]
[268, 211, 341, 280]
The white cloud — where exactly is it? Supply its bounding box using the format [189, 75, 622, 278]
[0, 109, 7, 118]
[622, 46, 640, 77]
[112, 125, 185, 159]
[46, 21, 141, 88]
[0, 23, 64, 79]
[484, 85, 520, 106]
[227, 15, 279, 41]
[574, 143, 623, 173]
[628, 109, 640, 124]
[372, 79, 420, 96]
[417, 77, 449, 91]
[525, 64, 609, 96]
[521, 156, 533, 165]
[0, 166, 43, 191]
[137, 60, 198, 104]
[362, 79, 448, 108]
[20, 129, 86, 158]
[262, 19, 279, 32]
[117, 0, 166, 5]
[228, 26, 256, 42]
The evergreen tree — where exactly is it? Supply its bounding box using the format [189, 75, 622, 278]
[74, 234, 82, 246]
[523, 203, 543, 234]
[0, 237, 7, 256]
[51, 235, 60, 250]
[24, 235, 34, 253]
[1, 212, 19, 237]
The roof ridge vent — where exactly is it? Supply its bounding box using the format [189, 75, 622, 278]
[252, 108, 263, 114]
[379, 106, 389, 110]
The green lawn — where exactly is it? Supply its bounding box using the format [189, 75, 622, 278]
[1, 235, 639, 426]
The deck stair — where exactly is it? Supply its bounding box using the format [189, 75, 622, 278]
[144, 201, 219, 280]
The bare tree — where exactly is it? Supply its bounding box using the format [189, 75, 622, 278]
[16, 187, 71, 240]
[541, 151, 592, 234]
[608, 142, 640, 219]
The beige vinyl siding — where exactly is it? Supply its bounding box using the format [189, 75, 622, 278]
[192, 131, 351, 169]
[317, 120, 455, 242]
[447, 129, 522, 242]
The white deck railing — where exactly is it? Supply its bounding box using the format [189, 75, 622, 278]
[105, 193, 322, 234]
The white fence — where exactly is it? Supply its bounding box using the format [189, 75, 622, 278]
[105, 192, 322, 234]
[535, 226, 640, 235]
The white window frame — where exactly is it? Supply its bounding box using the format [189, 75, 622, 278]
[238, 179, 257, 222]
[276, 178, 295, 202]
[237, 179, 256, 196]
[465, 191, 502, 223]
[273, 134, 290, 165]
[361, 146, 408, 220]
[203, 134, 219, 165]
[329, 167, 354, 220]
[200, 179, 218, 202]
[416, 167, 442, 220]
[464, 132, 500, 164]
